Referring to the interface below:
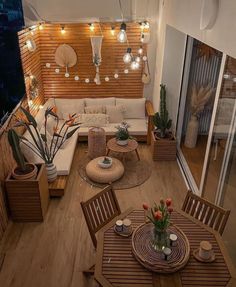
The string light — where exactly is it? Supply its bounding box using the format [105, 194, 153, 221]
[143, 55, 147, 61]
[46, 63, 51, 68]
[111, 27, 115, 36]
[61, 26, 66, 34]
[55, 68, 60, 73]
[39, 23, 43, 30]
[138, 46, 143, 55]
[105, 76, 110, 82]
[131, 58, 139, 70]
[135, 56, 141, 63]
[89, 23, 95, 32]
[74, 76, 79, 81]
[85, 78, 90, 83]
[117, 22, 127, 43]
[114, 73, 119, 79]
[65, 72, 70, 78]
[123, 48, 132, 64]
[124, 69, 129, 74]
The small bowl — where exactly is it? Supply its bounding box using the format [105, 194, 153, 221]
[98, 157, 113, 169]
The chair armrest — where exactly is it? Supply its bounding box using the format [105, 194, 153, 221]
[145, 100, 154, 117]
[145, 101, 154, 145]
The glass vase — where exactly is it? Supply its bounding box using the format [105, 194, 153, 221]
[151, 227, 169, 251]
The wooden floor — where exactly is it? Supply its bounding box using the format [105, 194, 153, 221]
[0, 143, 188, 287]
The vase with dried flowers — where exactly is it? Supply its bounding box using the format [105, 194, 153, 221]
[143, 198, 173, 251]
[13, 107, 80, 182]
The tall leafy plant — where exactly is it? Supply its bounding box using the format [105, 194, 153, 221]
[153, 84, 172, 138]
[15, 107, 80, 164]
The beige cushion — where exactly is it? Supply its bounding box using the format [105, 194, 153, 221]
[85, 105, 105, 114]
[55, 98, 84, 119]
[80, 113, 109, 127]
[106, 105, 125, 123]
[116, 98, 146, 119]
[85, 97, 115, 107]
[35, 98, 55, 130]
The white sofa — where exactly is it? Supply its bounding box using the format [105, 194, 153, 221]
[21, 97, 154, 176]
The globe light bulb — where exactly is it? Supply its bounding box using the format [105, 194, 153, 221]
[117, 22, 127, 43]
[143, 55, 147, 61]
[85, 78, 90, 83]
[74, 75, 79, 81]
[123, 48, 132, 64]
[105, 76, 110, 82]
[65, 72, 70, 78]
[124, 69, 129, 74]
[138, 47, 143, 55]
[131, 59, 139, 70]
[223, 73, 230, 79]
[114, 73, 119, 79]
[46, 63, 51, 68]
[55, 68, 60, 73]
[135, 56, 141, 63]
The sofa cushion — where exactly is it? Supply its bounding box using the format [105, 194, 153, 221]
[84, 105, 105, 114]
[106, 105, 125, 123]
[78, 119, 147, 136]
[55, 98, 84, 119]
[85, 97, 115, 107]
[116, 98, 146, 119]
[80, 113, 109, 127]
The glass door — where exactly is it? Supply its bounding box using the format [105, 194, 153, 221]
[177, 37, 223, 193]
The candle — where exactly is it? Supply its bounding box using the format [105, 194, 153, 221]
[123, 218, 132, 234]
[170, 233, 178, 246]
[115, 220, 123, 232]
[163, 247, 171, 260]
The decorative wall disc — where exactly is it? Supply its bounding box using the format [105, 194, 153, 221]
[55, 44, 77, 68]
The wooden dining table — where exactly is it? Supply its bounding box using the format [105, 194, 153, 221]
[95, 208, 236, 287]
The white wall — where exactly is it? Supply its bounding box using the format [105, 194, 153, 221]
[161, 25, 186, 133]
[153, 0, 236, 112]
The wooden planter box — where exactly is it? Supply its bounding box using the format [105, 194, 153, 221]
[5, 164, 49, 222]
[151, 131, 177, 161]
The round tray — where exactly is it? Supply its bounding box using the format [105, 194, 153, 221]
[114, 226, 133, 237]
[132, 223, 190, 274]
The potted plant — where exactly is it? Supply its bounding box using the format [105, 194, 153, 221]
[98, 156, 112, 169]
[115, 122, 132, 146]
[14, 107, 80, 182]
[143, 198, 173, 251]
[151, 84, 176, 161]
[8, 129, 37, 180]
[184, 83, 214, 148]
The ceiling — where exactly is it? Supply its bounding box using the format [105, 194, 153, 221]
[22, 0, 157, 26]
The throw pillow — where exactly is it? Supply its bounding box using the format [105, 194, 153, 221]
[106, 105, 125, 123]
[84, 105, 105, 114]
[80, 113, 109, 127]
[116, 98, 146, 119]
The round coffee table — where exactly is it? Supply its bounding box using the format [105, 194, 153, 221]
[86, 157, 124, 184]
[107, 138, 140, 162]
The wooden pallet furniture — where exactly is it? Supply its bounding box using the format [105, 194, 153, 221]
[5, 164, 49, 222]
[48, 175, 68, 197]
[95, 209, 236, 287]
[182, 190, 230, 235]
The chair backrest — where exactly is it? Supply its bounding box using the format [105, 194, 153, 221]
[182, 190, 230, 235]
[81, 185, 121, 248]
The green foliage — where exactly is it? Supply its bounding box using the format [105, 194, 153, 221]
[153, 84, 172, 138]
[115, 122, 130, 140]
[8, 129, 26, 171]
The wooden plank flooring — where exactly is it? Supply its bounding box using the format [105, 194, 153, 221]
[0, 143, 187, 287]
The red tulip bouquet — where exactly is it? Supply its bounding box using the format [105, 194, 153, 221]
[143, 199, 173, 250]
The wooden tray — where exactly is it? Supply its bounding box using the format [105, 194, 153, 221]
[132, 223, 190, 274]
[114, 226, 133, 237]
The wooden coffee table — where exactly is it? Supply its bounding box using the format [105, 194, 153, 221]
[107, 138, 140, 162]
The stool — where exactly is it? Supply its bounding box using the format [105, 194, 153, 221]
[88, 127, 106, 159]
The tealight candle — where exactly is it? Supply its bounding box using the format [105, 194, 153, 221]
[163, 247, 171, 260]
[115, 220, 123, 232]
[170, 233, 178, 246]
[123, 218, 132, 234]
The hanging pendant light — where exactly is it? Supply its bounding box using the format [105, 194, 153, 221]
[123, 48, 132, 63]
[117, 22, 127, 43]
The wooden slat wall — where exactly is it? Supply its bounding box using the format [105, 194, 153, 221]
[0, 27, 45, 241]
[39, 23, 146, 98]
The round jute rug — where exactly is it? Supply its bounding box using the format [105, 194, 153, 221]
[78, 154, 152, 190]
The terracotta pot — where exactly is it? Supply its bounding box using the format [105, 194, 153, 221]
[12, 163, 37, 180]
[46, 163, 57, 182]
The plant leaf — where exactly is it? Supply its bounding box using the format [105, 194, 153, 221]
[66, 126, 80, 139]
[20, 107, 37, 128]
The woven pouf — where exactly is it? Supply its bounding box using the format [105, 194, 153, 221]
[88, 127, 106, 159]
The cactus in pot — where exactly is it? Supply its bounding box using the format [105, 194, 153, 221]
[8, 129, 37, 180]
[153, 84, 172, 138]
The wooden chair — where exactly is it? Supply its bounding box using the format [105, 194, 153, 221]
[80, 185, 121, 277]
[182, 190, 230, 235]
